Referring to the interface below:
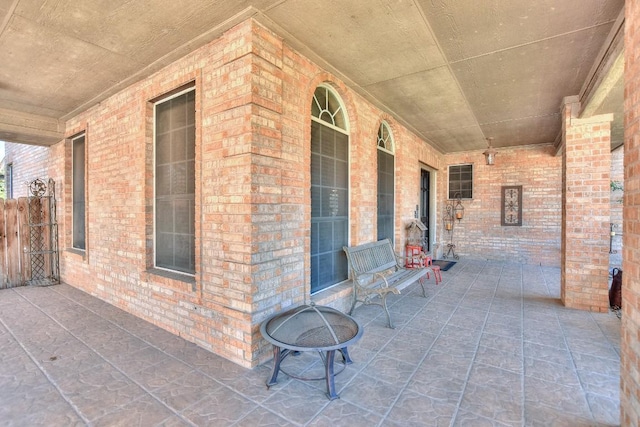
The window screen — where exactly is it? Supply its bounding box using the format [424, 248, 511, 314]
[6, 163, 13, 199]
[155, 89, 195, 274]
[310, 120, 349, 293]
[377, 123, 394, 243]
[72, 134, 86, 250]
[448, 164, 473, 199]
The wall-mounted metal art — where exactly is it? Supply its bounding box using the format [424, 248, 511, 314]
[501, 185, 522, 226]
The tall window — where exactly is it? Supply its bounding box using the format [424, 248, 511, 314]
[6, 163, 12, 199]
[448, 164, 473, 199]
[72, 134, 86, 250]
[377, 122, 395, 243]
[154, 87, 195, 274]
[310, 85, 349, 294]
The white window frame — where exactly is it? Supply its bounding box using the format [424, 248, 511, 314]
[153, 86, 196, 276]
[377, 121, 395, 243]
[310, 84, 350, 294]
[71, 133, 86, 251]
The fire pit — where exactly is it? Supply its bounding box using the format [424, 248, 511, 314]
[260, 303, 363, 400]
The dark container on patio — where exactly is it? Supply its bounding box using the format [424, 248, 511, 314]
[260, 303, 363, 399]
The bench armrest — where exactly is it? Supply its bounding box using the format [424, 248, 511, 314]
[373, 271, 392, 288]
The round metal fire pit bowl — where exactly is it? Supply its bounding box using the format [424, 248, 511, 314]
[260, 303, 363, 400]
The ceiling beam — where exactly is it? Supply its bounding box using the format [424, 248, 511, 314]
[0, 108, 64, 146]
[579, 8, 625, 116]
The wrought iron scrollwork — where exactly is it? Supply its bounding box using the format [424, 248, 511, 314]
[25, 178, 59, 286]
[29, 178, 47, 197]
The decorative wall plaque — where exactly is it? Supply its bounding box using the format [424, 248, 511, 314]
[501, 185, 522, 226]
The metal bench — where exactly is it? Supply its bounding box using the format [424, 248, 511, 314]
[343, 239, 428, 328]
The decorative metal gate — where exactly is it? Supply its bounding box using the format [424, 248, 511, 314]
[25, 178, 59, 287]
[0, 178, 59, 289]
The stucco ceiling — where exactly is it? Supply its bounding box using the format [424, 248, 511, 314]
[0, 0, 625, 152]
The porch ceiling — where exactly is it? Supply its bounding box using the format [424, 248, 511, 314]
[0, 0, 625, 151]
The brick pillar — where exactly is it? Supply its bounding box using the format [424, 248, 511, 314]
[560, 96, 612, 312]
[622, 0, 640, 424]
[200, 19, 301, 367]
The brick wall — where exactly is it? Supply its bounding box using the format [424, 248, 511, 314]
[442, 144, 562, 266]
[48, 19, 447, 367]
[561, 105, 612, 313]
[622, 0, 640, 423]
[3, 143, 50, 198]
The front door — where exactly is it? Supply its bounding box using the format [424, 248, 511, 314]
[420, 169, 430, 252]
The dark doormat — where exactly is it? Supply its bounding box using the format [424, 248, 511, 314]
[432, 260, 456, 271]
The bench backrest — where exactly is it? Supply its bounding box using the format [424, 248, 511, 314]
[343, 239, 399, 276]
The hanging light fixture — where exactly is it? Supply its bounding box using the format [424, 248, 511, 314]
[483, 137, 497, 165]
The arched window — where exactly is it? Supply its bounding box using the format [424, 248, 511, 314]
[311, 86, 347, 130]
[377, 122, 394, 152]
[310, 85, 349, 294]
[377, 121, 395, 243]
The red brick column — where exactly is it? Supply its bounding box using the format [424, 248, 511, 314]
[623, 0, 640, 423]
[560, 97, 611, 312]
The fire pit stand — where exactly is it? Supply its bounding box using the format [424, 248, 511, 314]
[260, 303, 363, 400]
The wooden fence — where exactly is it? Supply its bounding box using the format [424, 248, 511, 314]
[0, 195, 58, 289]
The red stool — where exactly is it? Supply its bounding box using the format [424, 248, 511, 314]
[406, 248, 442, 286]
[422, 254, 442, 285]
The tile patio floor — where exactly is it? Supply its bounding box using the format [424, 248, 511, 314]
[0, 259, 621, 426]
